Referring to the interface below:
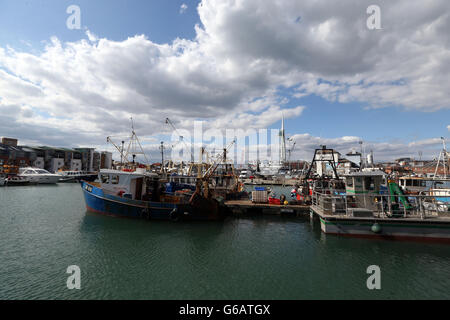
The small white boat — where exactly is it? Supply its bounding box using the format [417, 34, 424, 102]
[57, 170, 98, 183]
[0, 177, 5, 186]
[5, 175, 31, 186]
[18, 167, 60, 184]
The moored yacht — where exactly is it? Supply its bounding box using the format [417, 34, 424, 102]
[18, 167, 60, 184]
[5, 175, 30, 186]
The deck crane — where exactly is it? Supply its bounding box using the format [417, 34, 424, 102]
[165, 118, 194, 164]
[106, 137, 127, 165]
[287, 138, 296, 172]
[191, 138, 236, 200]
[203, 139, 236, 180]
[287, 140, 296, 163]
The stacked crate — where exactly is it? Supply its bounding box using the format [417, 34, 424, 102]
[252, 190, 268, 203]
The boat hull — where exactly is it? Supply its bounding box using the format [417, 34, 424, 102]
[20, 175, 59, 184]
[318, 215, 450, 242]
[60, 174, 97, 183]
[81, 181, 225, 221]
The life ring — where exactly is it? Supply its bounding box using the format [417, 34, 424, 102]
[169, 208, 179, 222]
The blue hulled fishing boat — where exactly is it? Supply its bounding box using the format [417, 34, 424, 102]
[81, 169, 225, 221]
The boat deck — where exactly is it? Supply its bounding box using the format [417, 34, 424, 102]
[310, 204, 450, 223]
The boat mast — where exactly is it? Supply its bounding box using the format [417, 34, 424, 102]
[160, 141, 165, 173]
[123, 117, 150, 165]
[165, 118, 194, 164]
[279, 113, 287, 165]
[106, 117, 151, 168]
[434, 137, 449, 179]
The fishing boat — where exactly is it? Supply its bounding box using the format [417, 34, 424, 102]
[81, 118, 232, 221]
[310, 171, 450, 242]
[18, 167, 60, 184]
[398, 176, 450, 195]
[81, 169, 225, 221]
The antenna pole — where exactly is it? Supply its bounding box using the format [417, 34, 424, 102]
[121, 141, 125, 165]
[160, 142, 165, 173]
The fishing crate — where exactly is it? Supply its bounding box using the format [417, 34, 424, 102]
[252, 190, 268, 203]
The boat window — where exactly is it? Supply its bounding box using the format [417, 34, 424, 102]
[24, 170, 33, 174]
[413, 180, 425, 187]
[111, 175, 119, 184]
[36, 169, 48, 174]
[406, 180, 412, 187]
[346, 177, 353, 187]
[364, 177, 375, 190]
[101, 175, 110, 184]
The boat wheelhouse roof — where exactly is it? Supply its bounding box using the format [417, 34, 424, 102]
[99, 169, 158, 178]
[399, 176, 428, 180]
[19, 167, 52, 174]
[344, 170, 386, 177]
[399, 175, 450, 181]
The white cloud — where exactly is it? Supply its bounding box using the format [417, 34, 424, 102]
[85, 30, 99, 42]
[180, 3, 188, 14]
[195, 0, 450, 110]
[1, 0, 449, 152]
[288, 134, 444, 162]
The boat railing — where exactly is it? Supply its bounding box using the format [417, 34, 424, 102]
[311, 190, 450, 219]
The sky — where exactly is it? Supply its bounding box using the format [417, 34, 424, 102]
[0, 0, 449, 163]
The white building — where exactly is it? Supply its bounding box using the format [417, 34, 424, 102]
[70, 159, 82, 171]
[101, 151, 113, 169]
[50, 158, 65, 173]
[33, 157, 45, 169]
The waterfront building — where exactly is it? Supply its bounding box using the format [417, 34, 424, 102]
[0, 143, 34, 168]
[93, 151, 101, 171]
[74, 148, 96, 172]
[101, 151, 113, 169]
[0, 137, 108, 173]
[1, 137, 18, 147]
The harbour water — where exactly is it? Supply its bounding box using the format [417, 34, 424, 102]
[1, 184, 449, 300]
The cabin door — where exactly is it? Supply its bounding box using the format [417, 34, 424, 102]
[135, 178, 143, 200]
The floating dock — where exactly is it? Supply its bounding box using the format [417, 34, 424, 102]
[225, 200, 310, 217]
[242, 178, 298, 186]
[311, 204, 450, 242]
